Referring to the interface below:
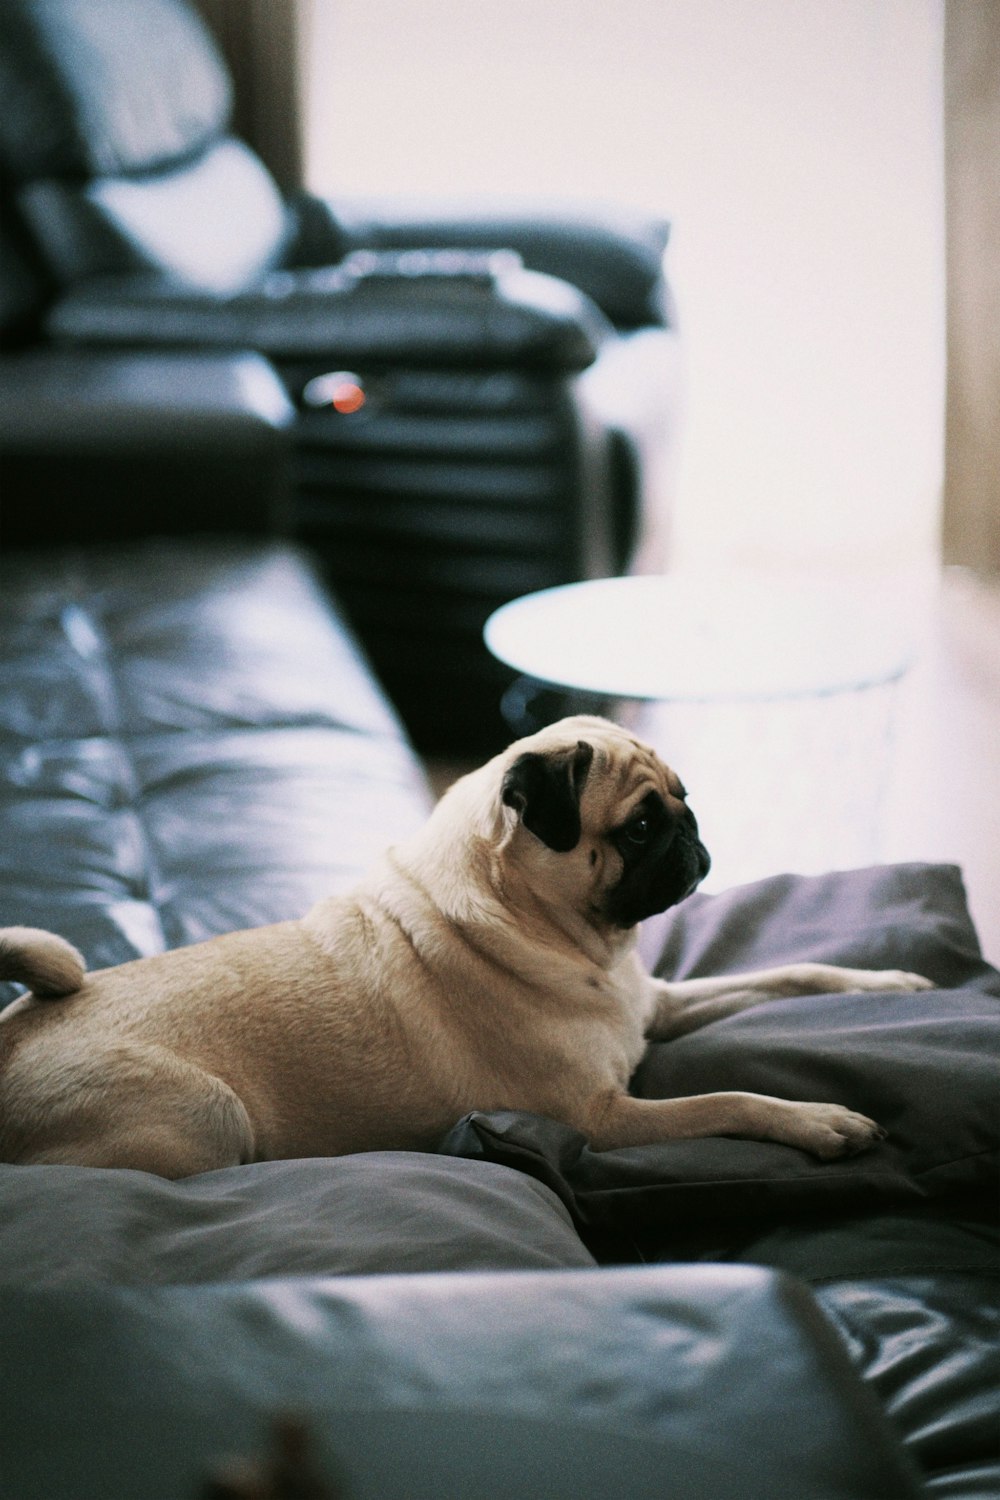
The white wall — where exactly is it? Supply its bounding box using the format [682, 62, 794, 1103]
[304, 0, 944, 578]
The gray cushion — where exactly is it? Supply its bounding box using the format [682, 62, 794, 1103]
[441, 864, 1000, 1270]
[0, 1155, 596, 1284]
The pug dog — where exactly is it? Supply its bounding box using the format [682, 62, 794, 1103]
[0, 715, 930, 1178]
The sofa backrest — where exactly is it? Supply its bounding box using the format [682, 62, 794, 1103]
[0, 0, 292, 295]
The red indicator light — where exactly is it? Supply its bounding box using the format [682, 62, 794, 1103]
[302, 371, 368, 413]
[331, 381, 366, 414]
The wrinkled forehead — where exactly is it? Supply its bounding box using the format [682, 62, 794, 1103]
[587, 733, 682, 808]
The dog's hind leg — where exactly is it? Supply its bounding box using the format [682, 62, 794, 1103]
[0, 1042, 256, 1178]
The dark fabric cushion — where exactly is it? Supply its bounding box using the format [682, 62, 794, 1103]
[440, 865, 1000, 1263]
[635, 860, 995, 989]
[0, 1155, 597, 1283]
[0, 0, 231, 181]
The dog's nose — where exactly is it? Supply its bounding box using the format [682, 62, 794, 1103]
[677, 803, 711, 881]
[679, 837, 711, 900]
[673, 802, 710, 883]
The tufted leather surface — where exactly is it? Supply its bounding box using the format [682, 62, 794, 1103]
[0, 540, 431, 982]
[818, 1276, 1000, 1500]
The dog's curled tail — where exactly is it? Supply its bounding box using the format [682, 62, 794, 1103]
[0, 927, 86, 998]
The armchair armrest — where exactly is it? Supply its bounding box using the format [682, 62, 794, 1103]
[296, 192, 673, 331]
[45, 250, 613, 372]
[0, 348, 293, 545]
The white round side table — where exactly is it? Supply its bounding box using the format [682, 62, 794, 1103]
[485, 573, 918, 889]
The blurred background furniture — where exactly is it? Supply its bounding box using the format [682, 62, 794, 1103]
[0, 344, 294, 544]
[0, 0, 679, 756]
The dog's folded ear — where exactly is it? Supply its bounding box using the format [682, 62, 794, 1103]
[501, 740, 594, 852]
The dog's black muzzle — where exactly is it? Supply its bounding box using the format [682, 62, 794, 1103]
[604, 801, 711, 928]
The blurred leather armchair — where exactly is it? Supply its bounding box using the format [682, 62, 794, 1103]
[0, 0, 680, 754]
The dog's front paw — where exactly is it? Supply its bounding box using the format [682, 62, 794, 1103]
[877, 969, 935, 993]
[838, 967, 934, 995]
[777, 1101, 887, 1160]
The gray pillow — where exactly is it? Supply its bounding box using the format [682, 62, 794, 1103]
[441, 865, 1000, 1259]
[0, 1153, 596, 1285]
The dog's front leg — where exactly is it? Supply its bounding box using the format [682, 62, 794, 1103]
[645, 962, 932, 1042]
[582, 1087, 886, 1160]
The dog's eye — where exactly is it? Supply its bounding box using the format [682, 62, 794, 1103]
[623, 814, 651, 845]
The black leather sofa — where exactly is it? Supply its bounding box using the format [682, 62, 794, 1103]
[0, 0, 680, 756]
[1, 528, 997, 1500]
[1, 6, 997, 1498]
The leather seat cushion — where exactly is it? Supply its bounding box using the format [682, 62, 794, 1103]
[0, 1265, 923, 1500]
[0, 539, 431, 976]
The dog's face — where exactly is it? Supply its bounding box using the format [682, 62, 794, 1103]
[498, 716, 711, 929]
